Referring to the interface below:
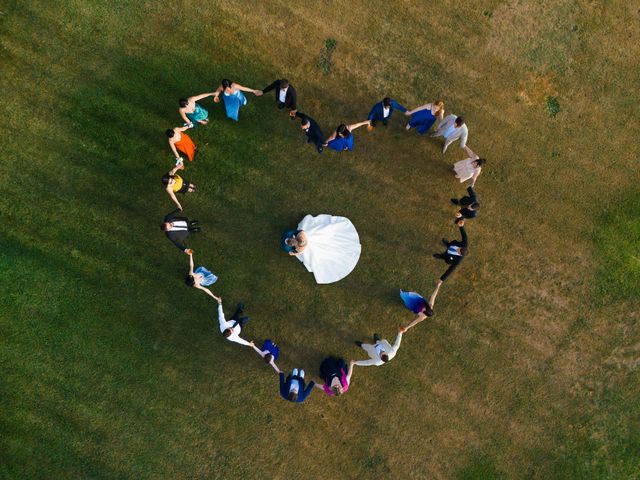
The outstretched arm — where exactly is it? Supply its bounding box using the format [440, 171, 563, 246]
[392, 330, 403, 351]
[188, 251, 195, 275]
[470, 168, 481, 188]
[195, 284, 220, 301]
[429, 280, 443, 309]
[347, 120, 371, 131]
[232, 82, 260, 95]
[353, 358, 380, 367]
[179, 109, 191, 125]
[166, 187, 183, 211]
[405, 103, 431, 116]
[391, 100, 407, 113]
[346, 361, 355, 383]
[168, 140, 180, 159]
[403, 312, 427, 332]
[261, 80, 279, 94]
[270, 359, 281, 374]
[323, 130, 337, 145]
[190, 92, 215, 102]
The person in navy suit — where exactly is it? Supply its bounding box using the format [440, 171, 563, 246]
[295, 112, 326, 153]
[279, 368, 315, 403]
[367, 97, 407, 128]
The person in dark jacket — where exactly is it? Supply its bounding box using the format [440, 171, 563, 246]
[279, 368, 315, 403]
[433, 218, 468, 282]
[295, 112, 326, 153]
[161, 209, 200, 253]
[452, 186, 480, 219]
[258, 78, 297, 114]
[367, 97, 407, 128]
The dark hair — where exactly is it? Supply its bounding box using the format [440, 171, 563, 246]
[161, 174, 175, 186]
[336, 124, 349, 137]
[332, 386, 341, 396]
[474, 158, 486, 167]
[166, 129, 175, 138]
[455, 116, 465, 127]
[223, 329, 232, 338]
[288, 391, 298, 402]
[264, 353, 273, 364]
[381, 353, 390, 363]
[470, 202, 481, 210]
[221, 79, 232, 89]
[281, 79, 289, 88]
[160, 222, 170, 231]
[179, 98, 188, 108]
[460, 247, 469, 256]
[382, 97, 391, 107]
[454, 217, 464, 227]
[185, 274, 195, 287]
[424, 305, 434, 317]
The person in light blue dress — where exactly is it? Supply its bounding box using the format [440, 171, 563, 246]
[213, 79, 260, 122]
[405, 101, 445, 134]
[185, 251, 220, 300]
[324, 120, 370, 152]
[178, 93, 215, 127]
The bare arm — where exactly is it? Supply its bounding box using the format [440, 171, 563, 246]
[190, 92, 215, 102]
[175, 126, 190, 133]
[346, 361, 355, 383]
[270, 360, 281, 374]
[188, 251, 195, 275]
[470, 167, 482, 187]
[168, 139, 180, 159]
[324, 131, 337, 144]
[179, 109, 191, 125]
[166, 186, 182, 210]
[463, 146, 478, 158]
[195, 284, 220, 300]
[347, 120, 371, 131]
[405, 103, 431, 116]
[429, 280, 443, 308]
[232, 82, 260, 94]
[403, 312, 427, 332]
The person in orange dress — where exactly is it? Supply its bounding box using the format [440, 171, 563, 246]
[166, 126, 197, 162]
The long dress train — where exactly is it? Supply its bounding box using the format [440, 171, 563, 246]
[294, 214, 361, 284]
[223, 90, 247, 121]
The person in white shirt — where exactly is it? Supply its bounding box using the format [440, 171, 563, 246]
[352, 329, 403, 367]
[216, 298, 254, 348]
[432, 114, 469, 154]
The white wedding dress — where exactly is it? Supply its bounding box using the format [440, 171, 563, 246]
[295, 214, 361, 284]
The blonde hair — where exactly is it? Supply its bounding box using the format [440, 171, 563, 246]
[434, 100, 445, 115]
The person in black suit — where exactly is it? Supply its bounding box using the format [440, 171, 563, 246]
[295, 112, 326, 153]
[160, 209, 200, 253]
[452, 186, 480, 219]
[258, 79, 297, 115]
[433, 218, 468, 282]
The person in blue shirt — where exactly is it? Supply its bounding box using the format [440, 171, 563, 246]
[252, 339, 281, 373]
[324, 121, 370, 152]
[367, 97, 407, 128]
[279, 369, 315, 403]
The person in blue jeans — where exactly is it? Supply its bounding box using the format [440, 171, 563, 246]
[252, 339, 281, 373]
[279, 368, 315, 403]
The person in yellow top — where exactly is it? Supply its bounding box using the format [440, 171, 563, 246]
[162, 161, 196, 211]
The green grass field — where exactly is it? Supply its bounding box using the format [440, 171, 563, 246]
[2, 1, 639, 478]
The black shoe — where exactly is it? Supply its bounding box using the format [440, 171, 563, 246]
[236, 302, 245, 312]
[433, 253, 444, 259]
[382, 120, 388, 127]
[442, 238, 449, 245]
[354, 340, 363, 347]
[192, 227, 201, 233]
[373, 333, 381, 342]
[191, 220, 199, 225]
[451, 198, 459, 205]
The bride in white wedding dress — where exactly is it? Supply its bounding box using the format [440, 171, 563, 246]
[281, 214, 361, 284]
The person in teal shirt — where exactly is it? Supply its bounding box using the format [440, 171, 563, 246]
[178, 93, 216, 127]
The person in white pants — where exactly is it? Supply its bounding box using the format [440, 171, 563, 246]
[352, 329, 403, 367]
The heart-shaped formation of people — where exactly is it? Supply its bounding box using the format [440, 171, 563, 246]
[160, 77, 486, 403]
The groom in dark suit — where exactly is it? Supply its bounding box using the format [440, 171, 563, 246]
[161, 209, 200, 253]
[259, 78, 297, 114]
[295, 112, 326, 153]
[433, 218, 468, 282]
